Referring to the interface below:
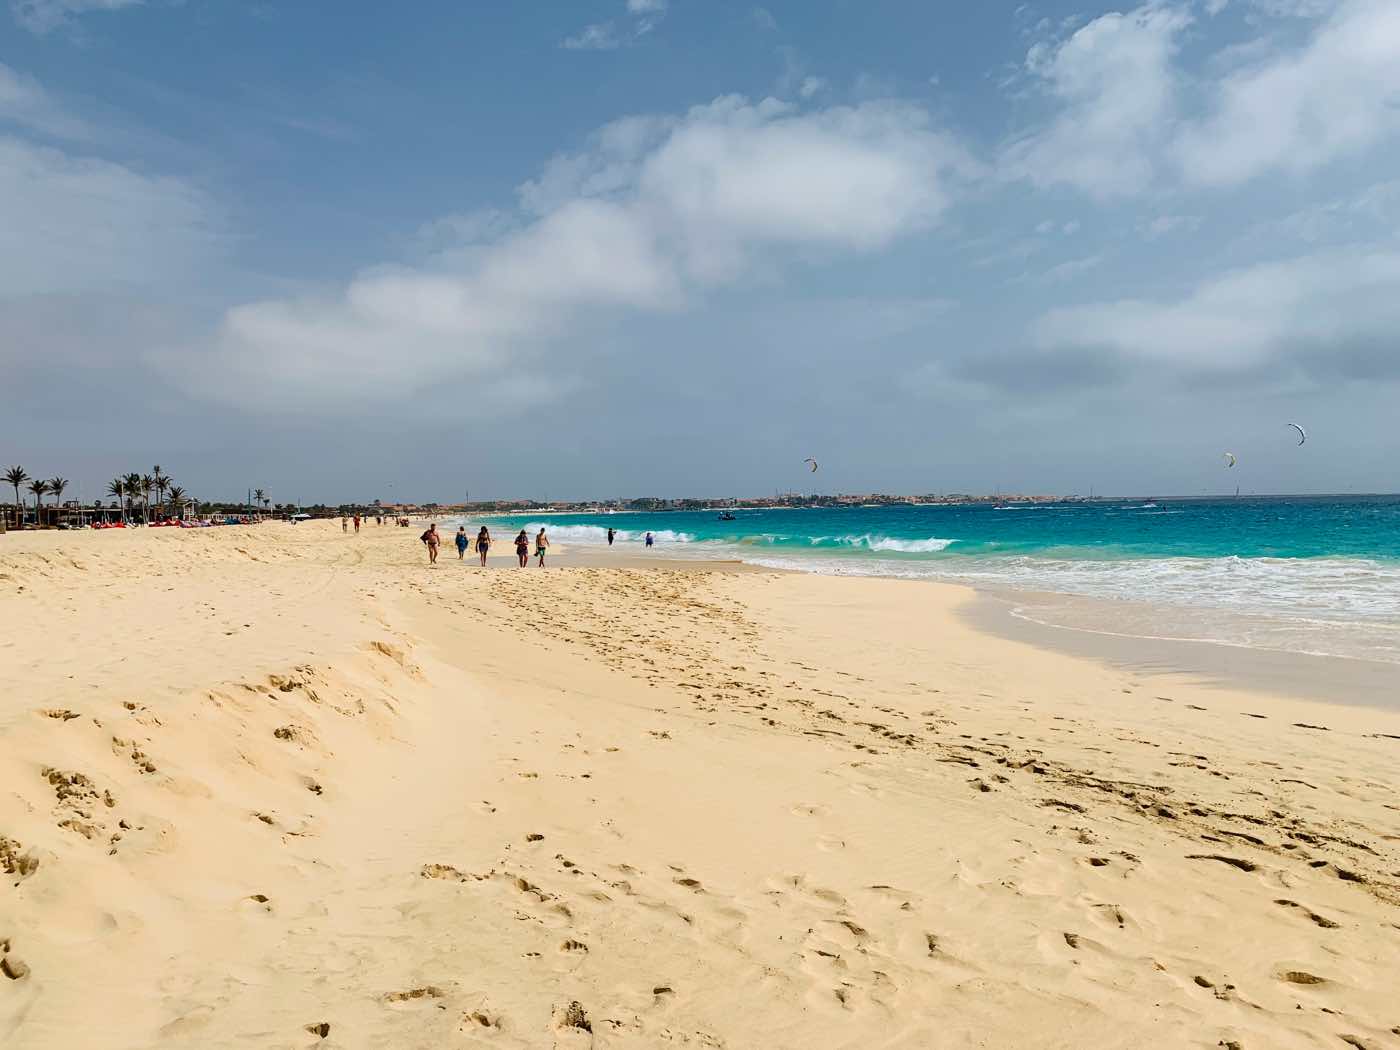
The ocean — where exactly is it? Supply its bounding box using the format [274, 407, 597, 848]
[479, 497, 1400, 665]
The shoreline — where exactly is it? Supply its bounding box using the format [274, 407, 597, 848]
[433, 529, 1400, 710]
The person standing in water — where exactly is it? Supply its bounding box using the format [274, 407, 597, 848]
[535, 527, 549, 566]
[645, 532, 654, 550]
[421, 523, 441, 565]
[455, 526, 469, 560]
[514, 529, 530, 567]
[476, 526, 491, 566]
[607, 527, 615, 546]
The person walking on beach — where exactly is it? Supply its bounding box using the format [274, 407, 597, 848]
[421, 523, 441, 565]
[645, 531, 654, 550]
[476, 526, 492, 566]
[515, 529, 530, 567]
[535, 527, 549, 567]
[607, 527, 615, 547]
[455, 526, 469, 560]
[341, 515, 348, 533]
[353, 514, 361, 534]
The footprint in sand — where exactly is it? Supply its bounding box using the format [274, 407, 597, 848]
[1273, 898, 1340, 928]
[384, 986, 445, 1004]
[551, 1001, 593, 1045]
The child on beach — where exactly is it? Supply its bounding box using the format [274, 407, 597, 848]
[455, 526, 469, 560]
[476, 526, 491, 566]
[535, 528, 549, 567]
[421, 524, 440, 565]
[515, 530, 529, 567]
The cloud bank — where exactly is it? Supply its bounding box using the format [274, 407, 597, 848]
[172, 97, 974, 407]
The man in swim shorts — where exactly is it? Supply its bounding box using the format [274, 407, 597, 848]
[535, 528, 549, 567]
[422, 523, 441, 564]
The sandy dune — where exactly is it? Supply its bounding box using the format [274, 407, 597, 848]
[2, 521, 1398, 1049]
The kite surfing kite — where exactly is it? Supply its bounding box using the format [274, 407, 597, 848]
[804, 458, 819, 473]
[1287, 423, 1307, 446]
[1223, 452, 1237, 468]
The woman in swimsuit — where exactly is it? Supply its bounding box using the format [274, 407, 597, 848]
[455, 526, 469, 560]
[515, 530, 530, 567]
[476, 526, 491, 566]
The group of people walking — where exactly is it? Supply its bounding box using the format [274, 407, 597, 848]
[419, 523, 549, 567]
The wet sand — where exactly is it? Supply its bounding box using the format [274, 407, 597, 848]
[962, 587, 1400, 709]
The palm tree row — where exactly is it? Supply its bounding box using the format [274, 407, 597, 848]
[4, 464, 195, 526]
[5, 466, 73, 523]
[104, 465, 192, 522]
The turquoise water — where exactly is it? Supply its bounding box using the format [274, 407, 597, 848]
[493, 497, 1400, 560]
[480, 497, 1400, 663]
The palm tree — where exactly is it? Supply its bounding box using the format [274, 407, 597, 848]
[27, 479, 49, 524]
[124, 472, 143, 521]
[49, 477, 68, 506]
[166, 485, 186, 520]
[106, 478, 125, 521]
[5, 465, 28, 524]
[152, 466, 169, 515]
[140, 474, 154, 519]
[253, 488, 266, 516]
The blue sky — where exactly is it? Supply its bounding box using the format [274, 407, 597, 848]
[3, 0, 1398, 503]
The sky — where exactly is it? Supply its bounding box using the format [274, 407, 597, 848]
[2, 0, 1399, 504]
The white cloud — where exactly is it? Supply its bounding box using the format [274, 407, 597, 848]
[1141, 214, 1201, 238]
[752, 7, 777, 31]
[172, 97, 973, 408]
[799, 76, 826, 99]
[0, 134, 214, 298]
[562, 22, 621, 51]
[1032, 248, 1400, 372]
[1173, 0, 1400, 186]
[10, 0, 140, 34]
[565, 0, 668, 50]
[0, 61, 95, 140]
[1037, 253, 1104, 283]
[1002, 5, 1192, 196]
[1003, 0, 1400, 199]
[1247, 0, 1341, 16]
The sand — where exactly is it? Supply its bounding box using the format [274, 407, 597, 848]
[2, 520, 1398, 1049]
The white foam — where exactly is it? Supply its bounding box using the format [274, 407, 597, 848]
[519, 523, 697, 545]
[799, 534, 958, 553]
[738, 550, 1400, 663]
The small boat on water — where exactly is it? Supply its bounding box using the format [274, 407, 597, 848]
[718, 512, 736, 521]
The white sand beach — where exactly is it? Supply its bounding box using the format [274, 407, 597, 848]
[2, 521, 1398, 1049]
